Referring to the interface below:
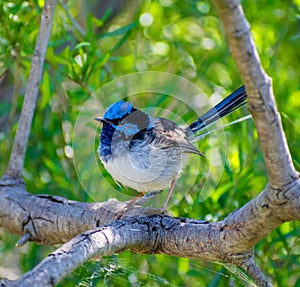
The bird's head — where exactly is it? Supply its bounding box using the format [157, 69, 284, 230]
[95, 100, 153, 158]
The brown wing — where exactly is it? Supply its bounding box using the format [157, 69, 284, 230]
[151, 118, 204, 156]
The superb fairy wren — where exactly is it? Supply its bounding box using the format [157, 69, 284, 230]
[95, 86, 248, 210]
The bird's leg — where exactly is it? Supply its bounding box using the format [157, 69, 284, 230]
[114, 191, 163, 219]
[124, 192, 145, 208]
[135, 190, 163, 205]
[114, 192, 145, 220]
[161, 178, 177, 212]
[115, 180, 177, 218]
[124, 190, 165, 208]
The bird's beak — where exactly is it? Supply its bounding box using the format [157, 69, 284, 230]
[94, 117, 103, 122]
[94, 117, 113, 125]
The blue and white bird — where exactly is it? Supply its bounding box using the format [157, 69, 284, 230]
[95, 86, 248, 210]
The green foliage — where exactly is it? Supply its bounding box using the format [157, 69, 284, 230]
[0, 0, 300, 286]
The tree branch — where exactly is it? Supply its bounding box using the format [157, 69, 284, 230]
[4, 0, 56, 180]
[1, 176, 300, 286]
[211, 0, 298, 188]
[0, 215, 272, 287]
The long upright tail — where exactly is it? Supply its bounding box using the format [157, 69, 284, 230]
[189, 86, 247, 135]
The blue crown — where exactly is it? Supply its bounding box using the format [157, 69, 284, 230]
[103, 101, 135, 120]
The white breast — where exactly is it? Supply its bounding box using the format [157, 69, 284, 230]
[102, 144, 189, 192]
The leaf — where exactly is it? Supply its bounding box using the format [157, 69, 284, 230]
[74, 42, 91, 50]
[40, 70, 51, 109]
[97, 20, 139, 39]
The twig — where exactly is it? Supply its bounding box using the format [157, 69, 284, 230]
[16, 232, 32, 247]
[4, 0, 57, 179]
[57, 0, 115, 79]
[58, 0, 85, 37]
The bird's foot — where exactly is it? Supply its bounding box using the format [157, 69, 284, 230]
[114, 190, 163, 220]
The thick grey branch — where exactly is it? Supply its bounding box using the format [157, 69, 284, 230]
[0, 178, 154, 244]
[1, 178, 300, 286]
[2, 178, 298, 247]
[0, 216, 260, 287]
[0, 213, 279, 287]
[211, 0, 298, 188]
[5, 0, 56, 179]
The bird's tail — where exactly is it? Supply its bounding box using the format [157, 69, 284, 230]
[188, 86, 248, 137]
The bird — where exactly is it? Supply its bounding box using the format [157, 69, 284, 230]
[95, 86, 248, 211]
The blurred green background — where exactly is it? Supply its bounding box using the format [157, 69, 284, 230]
[0, 0, 300, 286]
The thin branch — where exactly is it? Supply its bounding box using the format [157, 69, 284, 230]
[57, 0, 115, 78]
[240, 259, 273, 287]
[4, 0, 56, 179]
[58, 0, 85, 37]
[211, 0, 298, 188]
